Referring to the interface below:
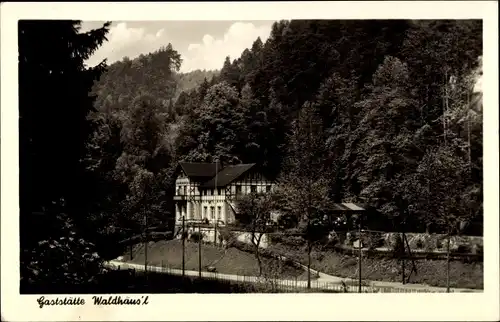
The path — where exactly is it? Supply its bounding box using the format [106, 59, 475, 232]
[273, 254, 481, 292]
[104, 260, 480, 293]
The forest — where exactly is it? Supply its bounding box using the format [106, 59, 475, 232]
[19, 19, 483, 289]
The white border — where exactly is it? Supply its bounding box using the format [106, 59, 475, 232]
[1, 2, 498, 321]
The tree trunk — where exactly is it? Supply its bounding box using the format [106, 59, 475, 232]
[443, 72, 448, 146]
[256, 248, 262, 277]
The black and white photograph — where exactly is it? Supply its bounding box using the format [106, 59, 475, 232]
[1, 1, 499, 321]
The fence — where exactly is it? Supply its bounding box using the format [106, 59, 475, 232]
[108, 261, 449, 293]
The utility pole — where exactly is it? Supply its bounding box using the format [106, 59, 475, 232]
[144, 206, 148, 275]
[446, 228, 451, 293]
[358, 214, 362, 293]
[402, 220, 405, 284]
[198, 224, 202, 278]
[182, 215, 185, 277]
[214, 158, 218, 246]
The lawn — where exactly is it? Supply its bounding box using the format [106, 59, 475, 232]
[121, 239, 310, 280]
[267, 243, 483, 289]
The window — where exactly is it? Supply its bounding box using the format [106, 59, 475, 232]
[203, 206, 207, 218]
[217, 206, 222, 220]
[236, 185, 242, 195]
[210, 189, 214, 196]
[183, 186, 187, 195]
[210, 206, 215, 220]
[203, 190, 207, 196]
[251, 185, 257, 193]
[266, 185, 272, 192]
[217, 188, 222, 195]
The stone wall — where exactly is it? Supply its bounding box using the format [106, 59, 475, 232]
[178, 226, 270, 248]
[381, 232, 483, 252]
[343, 231, 483, 253]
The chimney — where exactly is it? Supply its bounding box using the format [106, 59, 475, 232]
[214, 157, 222, 171]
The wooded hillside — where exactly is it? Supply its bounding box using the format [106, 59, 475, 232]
[19, 19, 483, 290]
[88, 20, 482, 236]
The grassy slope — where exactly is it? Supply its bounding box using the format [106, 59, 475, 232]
[268, 243, 483, 289]
[122, 240, 310, 280]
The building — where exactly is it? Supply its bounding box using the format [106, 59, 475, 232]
[173, 162, 274, 226]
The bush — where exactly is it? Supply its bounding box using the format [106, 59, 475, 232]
[190, 232, 203, 243]
[435, 238, 443, 249]
[345, 232, 354, 246]
[366, 232, 384, 250]
[454, 244, 471, 254]
[281, 235, 306, 247]
[472, 244, 483, 255]
[392, 234, 405, 256]
[415, 239, 424, 249]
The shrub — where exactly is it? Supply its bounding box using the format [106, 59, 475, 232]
[325, 236, 339, 249]
[435, 238, 443, 249]
[472, 244, 483, 255]
[190, 232, 203, 243]
[415, 239, 424, 249]
[345, 232, 354, 246]
[366, 232, 384, 250]
[344, 257, 358, 267]
[454, 244, 471, 254]
[392, 234, 405, 256]
[281, 235, 306, 247]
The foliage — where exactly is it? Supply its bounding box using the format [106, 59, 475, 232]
[87, 20, 482, 240]
[392, 234, 405, 256]
[19, 20, 111, 288]
[190, 231, 203, 243]
[87, 46, 182, 239]
[173, 69, 219, 101]
[20, 201, 104, 290]
[235, 192, 275, 275]
[22, 18, 484, 292]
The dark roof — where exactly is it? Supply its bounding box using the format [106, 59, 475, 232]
[179, 162, 219, 178]
[200, 163, 256, 188]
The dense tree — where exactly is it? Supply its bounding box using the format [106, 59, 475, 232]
[275, 102, 333, 288]
[86, 19, 483, 258]
[20, 18, 483, 294]
[87, 45, 182, 253]
[176, 81, 244, 164]
[19, 20, 111, 289]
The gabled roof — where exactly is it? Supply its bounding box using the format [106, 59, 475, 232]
[178, 162, 219, 179]
[200, 163, 256, 188]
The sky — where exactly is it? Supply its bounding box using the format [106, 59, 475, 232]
[81, 21, 274, 73]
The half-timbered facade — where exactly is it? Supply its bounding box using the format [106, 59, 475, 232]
[173, 162, 274, 226]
